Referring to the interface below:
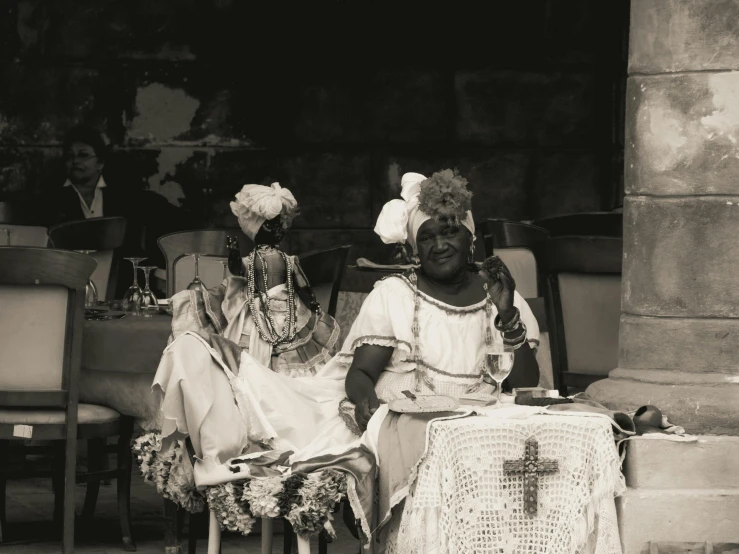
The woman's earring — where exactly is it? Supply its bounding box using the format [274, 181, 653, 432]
[468, 244, 476, 264]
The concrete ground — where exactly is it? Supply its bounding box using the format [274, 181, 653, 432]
[1, 469, 361, 553]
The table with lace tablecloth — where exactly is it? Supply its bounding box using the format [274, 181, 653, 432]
[383, 409, 625, 554]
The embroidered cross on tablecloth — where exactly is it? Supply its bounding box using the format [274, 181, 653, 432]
[503, 436, 559, 516]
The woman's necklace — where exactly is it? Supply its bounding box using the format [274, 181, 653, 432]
[409, 269, 494, 393]
[246, 245, 297, 345]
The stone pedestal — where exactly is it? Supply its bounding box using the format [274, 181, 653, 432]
[618, 436, 739, 554]
[586, 0, 739, 436]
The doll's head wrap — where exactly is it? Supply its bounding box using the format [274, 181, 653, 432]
[230, 182, 298, 240]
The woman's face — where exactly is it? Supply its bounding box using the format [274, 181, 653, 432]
[64, 141, 104, 186]
[416, 218, 472, 280]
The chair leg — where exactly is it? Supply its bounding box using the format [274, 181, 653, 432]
[187, 511, 204, 554]
[80, 438, 105, 521]
[62, 434, 78, 554]
[318, 530, 328, 554]
[0, 440, 7, 542]
[207, 510, 221, 554]
[52, 442, 65, 530]
[164, 498, 184, 554]
[117, 416, 136, 551]
[296, 535, 311, 554]
[261, 518, 273, 554]
[283, 518, 294, 554]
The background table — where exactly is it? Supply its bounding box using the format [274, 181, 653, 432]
[79, 314, 171, 430]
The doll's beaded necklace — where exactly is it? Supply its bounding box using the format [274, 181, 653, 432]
[246, 245, 297, 345]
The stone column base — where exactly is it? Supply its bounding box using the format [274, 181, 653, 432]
[618, 435, 739, 554]
[586, 369, 739, 436]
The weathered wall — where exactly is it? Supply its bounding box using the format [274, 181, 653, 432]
[0, 0, 627, 255]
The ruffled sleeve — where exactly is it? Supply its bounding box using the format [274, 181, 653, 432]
[333, 276, 414, 367]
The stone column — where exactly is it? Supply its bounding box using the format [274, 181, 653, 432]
[587, 0, 739, 435]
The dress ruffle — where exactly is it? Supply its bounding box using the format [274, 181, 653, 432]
[168, 276, 340, 378]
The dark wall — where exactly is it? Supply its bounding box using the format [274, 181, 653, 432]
[0, 0, 628, 256]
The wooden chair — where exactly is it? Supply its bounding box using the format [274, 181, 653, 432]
[479, 219, 549, 298]
[478, 219, 554, 388]
[0, 202, 28, 224]
[0, 224, 49, 247]
[298, 245, 353, 318]
[270, 245, 354, 554]
[158, 229, 253, 297]
[533, 212, 623, 238]
[0, 247, 135, 553]
[48, 217, 128, 301]
[535, 236, 623, 395]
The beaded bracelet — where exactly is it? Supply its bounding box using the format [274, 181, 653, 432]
[494, 307, 521, 333]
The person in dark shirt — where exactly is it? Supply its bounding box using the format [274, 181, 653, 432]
[47, 126, 187, 296]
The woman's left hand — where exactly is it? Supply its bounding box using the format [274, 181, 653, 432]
[479, 256, 517, 323]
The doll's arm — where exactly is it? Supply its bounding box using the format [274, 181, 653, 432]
[292, 257, 322, 315]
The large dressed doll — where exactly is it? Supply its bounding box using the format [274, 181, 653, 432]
[168, 182, 340, 377]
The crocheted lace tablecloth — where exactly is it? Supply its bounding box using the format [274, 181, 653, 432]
[383, 412, 625, 554]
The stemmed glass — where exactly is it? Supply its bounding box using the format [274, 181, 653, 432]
[75, 249, 98, 308]
[485, 343, 515, 404]
[136, 266, 159, 318]
[122, 257, 147, 315]
[186, 253, 204, 291]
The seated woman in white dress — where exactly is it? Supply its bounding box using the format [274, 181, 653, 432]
[144, 170, 540, 543]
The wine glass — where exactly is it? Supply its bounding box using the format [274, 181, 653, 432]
[485, 343, 515, 404]
[186, 253, 204, 291]
[122, 257, 147, 315]
[136, 266, 159, 318]
[75, 250, 99, 308]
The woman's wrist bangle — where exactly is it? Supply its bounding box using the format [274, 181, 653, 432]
[503, 323, 527, 348]
[494, 307, 520, 332]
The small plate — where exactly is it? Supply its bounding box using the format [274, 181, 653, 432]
[389, 395, 460, 414]
[457, 393, 498, 407]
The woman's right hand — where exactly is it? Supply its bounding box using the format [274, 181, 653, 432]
[354, 394, 380, 431]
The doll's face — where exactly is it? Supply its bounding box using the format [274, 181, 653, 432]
[255, 215, 286, 245]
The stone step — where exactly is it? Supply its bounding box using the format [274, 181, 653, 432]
[617, 489, 739, 554]
[624, 435, 739, 490]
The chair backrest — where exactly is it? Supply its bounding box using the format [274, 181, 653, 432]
[0, 224, 49, 247]
[480, 219, 550, 252]
[534, 212, 623, 238]
[0, 247, 96, 408]
[158, 229, 253, 298]
[535, 236, 623, 394]
[298, 245, 353, 317]
[172, 255, 228, 295]
[0, 201, 28, 224]
[480, 220, 549, 298]
[48, 217, 127, 301]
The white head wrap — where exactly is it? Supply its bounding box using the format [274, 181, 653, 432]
[230, 182, 298, 240]
[374, 172, 475, 254]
